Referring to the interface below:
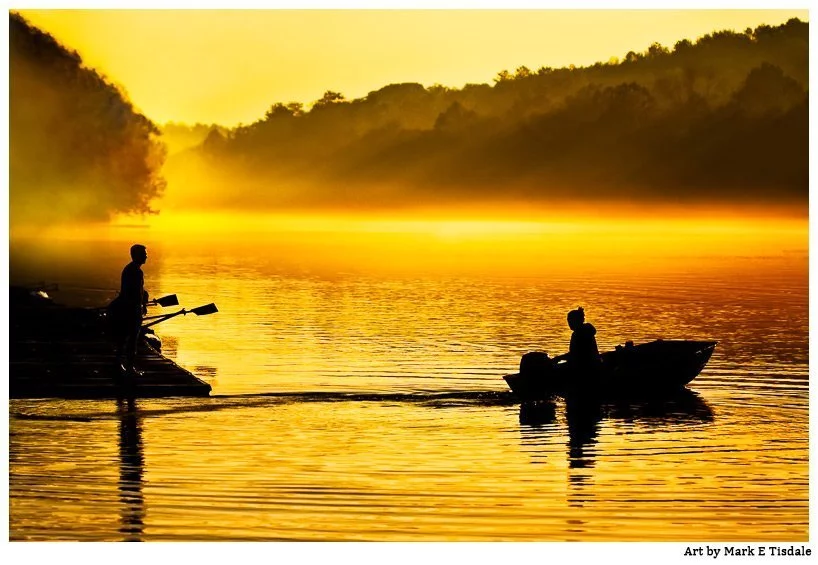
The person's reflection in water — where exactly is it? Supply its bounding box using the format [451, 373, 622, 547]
[117, 396, 145, 542]
[565, 397, 603, 469]
[565, 397, 603, 511]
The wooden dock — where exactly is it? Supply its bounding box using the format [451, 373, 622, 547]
[10, 301, 212, 399]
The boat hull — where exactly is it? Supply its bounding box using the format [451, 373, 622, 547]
[504, 340, 717, 401]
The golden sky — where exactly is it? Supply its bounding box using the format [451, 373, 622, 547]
[17, 9, 809, 126]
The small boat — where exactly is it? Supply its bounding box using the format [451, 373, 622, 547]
[10, 285, 163, 350]
[10, 285, 212, 398]
[504, 339, 717, 401]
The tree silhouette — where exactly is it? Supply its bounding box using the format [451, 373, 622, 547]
[10, 12, 165, 224]
[313, 90, 346, 109]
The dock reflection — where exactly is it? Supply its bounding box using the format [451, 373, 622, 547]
[117, 396, 145, 542]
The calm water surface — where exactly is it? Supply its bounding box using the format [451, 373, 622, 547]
[9, 226, 809, 540]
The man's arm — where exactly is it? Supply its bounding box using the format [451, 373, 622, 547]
[552, 353, 569, 363]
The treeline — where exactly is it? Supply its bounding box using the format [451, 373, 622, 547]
[167, 18, 808, 209]
[10, 12, 166, 224]
[162, 122, 230, 155]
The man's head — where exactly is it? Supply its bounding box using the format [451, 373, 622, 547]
[130, 244, 148, 265]
[567, 307, 585, 331]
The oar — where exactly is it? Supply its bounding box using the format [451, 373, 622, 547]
[101, 293, 178, 312]
[142, 302, 215, 320]
[148, 294, 179, 307]
[142, 303, 219, 329]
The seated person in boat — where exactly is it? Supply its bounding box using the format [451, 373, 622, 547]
[553, 307, 601, 376]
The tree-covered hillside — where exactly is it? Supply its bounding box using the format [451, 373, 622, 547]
[167, 18, 807, 209]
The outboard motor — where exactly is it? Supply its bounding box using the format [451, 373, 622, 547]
[519, 351, 554, 378]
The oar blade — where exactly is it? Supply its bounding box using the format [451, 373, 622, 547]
[191, 303, 218, 316]
[155, 294, 179, 307]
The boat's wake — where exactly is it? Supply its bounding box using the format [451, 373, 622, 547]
[215, 389, 518, 406]
[10, 390, 519, 421]
[11, 388, 713, 423]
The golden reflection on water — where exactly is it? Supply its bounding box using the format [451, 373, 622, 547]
[8, 212, 809, 541]
[10, 391, 807, 541]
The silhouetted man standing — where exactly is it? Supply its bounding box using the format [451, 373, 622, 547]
[111, 244, 149, 376]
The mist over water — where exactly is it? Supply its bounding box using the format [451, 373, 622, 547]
[9, 218, 808, 540]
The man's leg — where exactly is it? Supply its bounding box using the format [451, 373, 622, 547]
[124, 317, 143, 375]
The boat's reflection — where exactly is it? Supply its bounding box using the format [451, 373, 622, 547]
[117, 396, 145, 542]
[520, 387, 714, 433]
[518, 388, 714, 509]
